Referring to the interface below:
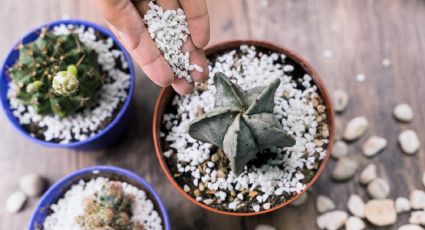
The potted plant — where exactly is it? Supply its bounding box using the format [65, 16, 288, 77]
[0, 19, 135, 149]
[29, 166, 170, 230]
[153, 41, 335, 216]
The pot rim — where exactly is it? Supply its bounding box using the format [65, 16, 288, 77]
[0, 19, 135, 148]
[153, 40, 335, 216]
[28, 166, 171, 230]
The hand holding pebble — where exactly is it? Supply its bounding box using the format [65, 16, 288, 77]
[92, 0, 210, 95]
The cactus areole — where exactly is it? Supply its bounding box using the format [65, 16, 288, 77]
[9, 28, 102, 118]
[188, 72, 296, 175]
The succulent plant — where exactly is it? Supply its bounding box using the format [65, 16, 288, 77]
[76, 182, 143, 230]
[9, 28, 102, 118]
[188, 72, 296, 175]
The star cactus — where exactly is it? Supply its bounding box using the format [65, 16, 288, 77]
[9, 28, 102, 118]
[188, 72, 296, 175]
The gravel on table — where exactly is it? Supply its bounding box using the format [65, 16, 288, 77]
[8, 24, 131, 144]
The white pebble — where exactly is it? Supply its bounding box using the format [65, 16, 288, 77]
[367, 178, 390, 199]
[316, 210, 348, 230]
[254, 224, 276, 230]
[19, 174, 46, 197]
[323, 50, 333, 59]
[399, 224, 424, 230]
[333, 90, 349, 113]
[409, 211, 425, 225]
[395, 196, 411, 213]
[365, 199, 397, 227]
[331, 157, 358, 182]
[6, 191, 27, 214]
[347, 195, 365, 218]
[410, 190, 425, 210]
[356, 73, 366, 82]
[345, 216, 365, 230]
[399, 130, 420, 154]
[359, 164, 377, 185]
[316, 195, 335, 213]
[332, 141, 348, 159]
[382, 58, 391, 67]
[423, 172, 425, 188]
[344, 117, 369, 141]
[394, 104, 414, 122]
[362, 136, 387, 157]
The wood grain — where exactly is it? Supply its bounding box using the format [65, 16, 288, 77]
[0, 0, 424, 229]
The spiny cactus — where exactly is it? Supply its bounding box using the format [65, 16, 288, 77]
[76, 182, 143, 230]
[188, 72, 296, 175]
[9, 28, 102, 118]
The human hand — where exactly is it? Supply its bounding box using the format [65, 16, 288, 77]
[92, 0, 210, 95]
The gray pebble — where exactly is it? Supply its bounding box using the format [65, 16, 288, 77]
[254, 224, 276, 230]
[359, 164, 377, 185]
[332, 141, 348, 159]
[316, 195, 335, 213]
[367, 178, 390, 199]
[331, 157, 358, 182]
[333, 90, 349, 113]
[362, 136, 387, 157]
[343, 117, 368, 141]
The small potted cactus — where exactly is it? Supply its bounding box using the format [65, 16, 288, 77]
[153, 41, 335, 215]
[1, 20, 135, 149]
[29, 166, 170, 230]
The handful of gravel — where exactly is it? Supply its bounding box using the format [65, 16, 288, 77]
[143, 1, 203, 82]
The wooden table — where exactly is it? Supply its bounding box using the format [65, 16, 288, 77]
[1, 0, 424, 229]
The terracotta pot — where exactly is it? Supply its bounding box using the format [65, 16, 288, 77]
[153, 40, 335, 216]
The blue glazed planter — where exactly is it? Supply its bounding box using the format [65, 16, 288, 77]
[0, 20, 135, 150]
[29, 166, 171, 230]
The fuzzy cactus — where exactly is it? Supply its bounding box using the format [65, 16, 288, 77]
[9, 28, 102, 118]
[188, 72, 296, 175]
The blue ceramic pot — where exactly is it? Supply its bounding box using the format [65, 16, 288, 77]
[29, 166, 170, 230]
[0, 20, 135, 150]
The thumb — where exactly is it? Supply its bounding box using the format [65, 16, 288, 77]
[92, 0, 144, 49]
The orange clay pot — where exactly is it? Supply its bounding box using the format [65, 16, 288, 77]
[153, 40, 335, 216]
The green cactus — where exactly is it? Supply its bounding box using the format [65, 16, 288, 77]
[9, 27, 102, 118]
[188, 72, 296, 175]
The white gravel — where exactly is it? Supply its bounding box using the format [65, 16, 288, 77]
[8, 24, 131, 144]
[43, 177, 163, 230]
[143, 1, 203, 82]
[161, 45, 329, 212]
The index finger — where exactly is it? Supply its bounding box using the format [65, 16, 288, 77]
[178, 0, 210, 49]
